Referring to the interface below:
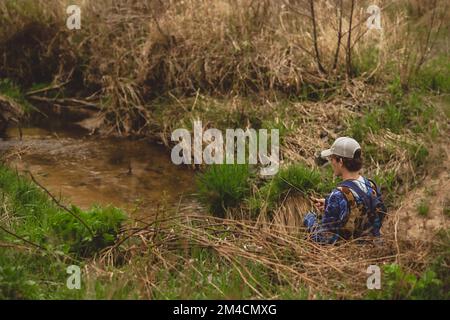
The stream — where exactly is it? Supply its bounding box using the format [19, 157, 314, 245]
[0, 121, 196, 216]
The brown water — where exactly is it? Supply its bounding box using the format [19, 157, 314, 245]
[0, 124, 196, 215]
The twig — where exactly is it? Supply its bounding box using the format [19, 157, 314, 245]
[0, 224, 47, 251]
[27, 171, 95, 238]
[309, 0, 326, 74]
[25, 79, 71, 96]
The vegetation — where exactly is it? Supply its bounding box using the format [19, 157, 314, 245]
[0, 0, 449, 300]
[368, 231, 450, 300]
[0, 78, 31, 112]
[0, 165, 127, 299]
[197, 164, 253, 217]
[416, 199, 430, 217]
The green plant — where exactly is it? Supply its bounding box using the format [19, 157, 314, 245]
[443, 199, 450, 218]
[372, 170, 397, 205]
[247, 163, 335, 216]
[417, 199, 430, 217]
[49, 205, 127, 257]
[367, 263, 448, 300]
[0, 78, 31, 112]
[196, 164, 252, 217]
[0, 165, 128, 299]
[413, 55, 450, 94]
[407, 143, 429, 169]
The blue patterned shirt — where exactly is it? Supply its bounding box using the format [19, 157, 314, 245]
[303, 176, 378, 244]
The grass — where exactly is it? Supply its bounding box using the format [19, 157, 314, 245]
[366, 263, 448, 300]
[1, 0, 447, 134]
[0, 165, 127, 299]
[1, 0, 449, 300]
[149, 248, 308, 300]
[367, 230, 450, 300]
[196, 164, 253, 217]
[0, 78, 32, 112]
[442, 199, 450, 218]
[348, 92, 438, 143]
[417, 199, 430, 217]
[407, 143, 430, 170]
[412, 55, 450, 94]
[245, 163, 336, 216]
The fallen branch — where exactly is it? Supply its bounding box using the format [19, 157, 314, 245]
[27, 95, 100, 111]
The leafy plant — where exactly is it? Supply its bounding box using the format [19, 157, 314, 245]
[368, 263, 447, 300]
[49, 205, 126, 257]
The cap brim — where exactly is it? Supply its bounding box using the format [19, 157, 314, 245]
[320, 149, 332, 159]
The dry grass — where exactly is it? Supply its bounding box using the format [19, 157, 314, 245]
[1, 0, 449, 299]
[87, 201, 438, 299]
[1, 0, 448, 135]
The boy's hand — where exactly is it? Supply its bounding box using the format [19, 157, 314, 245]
[311, 196, 325, 211]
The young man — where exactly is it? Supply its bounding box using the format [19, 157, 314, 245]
[304, 137, 386, 244]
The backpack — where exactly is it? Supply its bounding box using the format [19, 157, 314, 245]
[336, 178, 387, 239]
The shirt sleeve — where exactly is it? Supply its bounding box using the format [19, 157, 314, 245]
[306, 189, 349, 244]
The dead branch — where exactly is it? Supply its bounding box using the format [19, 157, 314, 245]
[27, 171, 95, 238]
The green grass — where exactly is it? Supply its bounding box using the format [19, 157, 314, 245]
[196, 164, 253, 217]
[246, 163, 336, 216]
[406, 143, 429, 170]
[353, 46, 380, 77]
[416, 199, 430, 217]
[443, 199, 450, 218]
[0, 165, 127, 299]
[49, 205, 126, 257]
[368, 230, 450, 300]
[0, 78, 32, 112]
[149, 247, 308, 299]
[413, 56, 450, 94]
[347, 91, 439, 143]
[367, 263, 448, 300]
[272, 163, 335, 196]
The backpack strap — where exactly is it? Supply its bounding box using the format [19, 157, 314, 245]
[339, 179, 375, 216]
[335, 185, 358, 239]
[366, 178, 381, 197]
[336, 185, 357, 208]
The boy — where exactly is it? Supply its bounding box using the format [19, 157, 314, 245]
[304, 137, 387, 244]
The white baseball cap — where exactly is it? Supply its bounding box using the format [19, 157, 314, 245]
[320, 137, 361, 159]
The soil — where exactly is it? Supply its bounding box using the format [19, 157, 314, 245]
[395, 144, 450, 241]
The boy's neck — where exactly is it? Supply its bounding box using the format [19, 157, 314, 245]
[342, 171, 361, 181]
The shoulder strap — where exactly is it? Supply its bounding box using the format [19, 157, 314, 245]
[336, 186, 356, 205]
[339, 180, 375, 215]
[365, 178, 379, 194]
